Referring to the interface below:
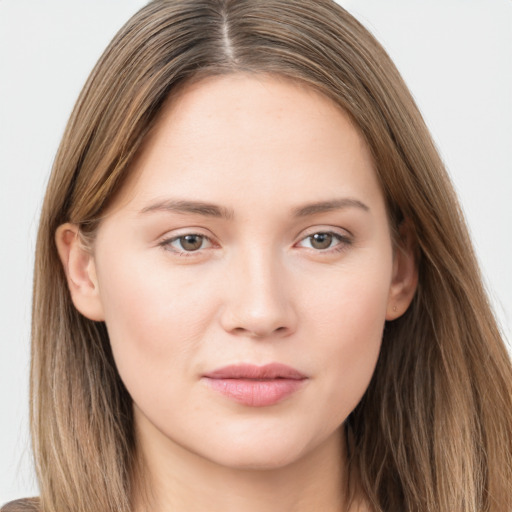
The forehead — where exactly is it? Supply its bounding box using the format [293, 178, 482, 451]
[157, 72, 363, 154]
[112, 73, 382, 215]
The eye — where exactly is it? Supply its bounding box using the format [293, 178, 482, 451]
[297, 231, 350, 252]
[162, 233, 212, 253]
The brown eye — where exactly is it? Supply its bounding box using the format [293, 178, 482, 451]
[161, 233, 214, 256]
[296, 231, 350, 253]
[178, 234, 204, 251]
[309, 232, 333, 250]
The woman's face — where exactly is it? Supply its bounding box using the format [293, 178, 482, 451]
[64, 74, 415, 471]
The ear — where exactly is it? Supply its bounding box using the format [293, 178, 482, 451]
[386, 220, 418, 321]
[55, 223, 105, 321]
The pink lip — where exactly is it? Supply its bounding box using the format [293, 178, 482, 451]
[202, 364, 307, 407]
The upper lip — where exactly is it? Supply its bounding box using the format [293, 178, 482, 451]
[203, 363, 307, 380]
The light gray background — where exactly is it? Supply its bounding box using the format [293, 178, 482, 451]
[1, 0, 511, 503]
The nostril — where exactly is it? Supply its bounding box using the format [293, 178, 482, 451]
[230, 325, 289, 338]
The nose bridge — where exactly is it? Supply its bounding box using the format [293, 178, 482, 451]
[221, 241, 296, 338]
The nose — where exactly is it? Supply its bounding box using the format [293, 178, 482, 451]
[219, 248, 297, 339]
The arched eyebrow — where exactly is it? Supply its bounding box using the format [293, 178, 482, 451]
[139, 199, 235, 219]
[138, 197, 369, 219]
[292, 198, 370, 217]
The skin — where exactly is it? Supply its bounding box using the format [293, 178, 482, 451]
[57, 73, 417, 512]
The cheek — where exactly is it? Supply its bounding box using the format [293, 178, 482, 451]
[300, 257, 392, 418]
[95, 252, 218, 393]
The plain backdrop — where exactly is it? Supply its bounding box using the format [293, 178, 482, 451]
[1, 0, 511, 504]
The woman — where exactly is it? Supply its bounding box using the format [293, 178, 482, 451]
[3, 0, 511, 511]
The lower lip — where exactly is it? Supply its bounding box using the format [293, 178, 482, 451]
[203, 378, 306, 407]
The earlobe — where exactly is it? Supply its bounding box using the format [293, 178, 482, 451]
[386, 221, 419, 321]
[55, 223, 105, 321]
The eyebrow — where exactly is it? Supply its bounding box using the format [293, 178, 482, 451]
[139, 199, 235, 219]
[292, 198, 370, 217]
[139, 197, 369, 219]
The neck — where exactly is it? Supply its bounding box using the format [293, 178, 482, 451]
[132, 415, 359, 512]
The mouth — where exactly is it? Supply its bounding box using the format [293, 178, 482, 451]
[202, 363, 308, 407]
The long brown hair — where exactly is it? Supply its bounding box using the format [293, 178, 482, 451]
[26, 1, 512, 511]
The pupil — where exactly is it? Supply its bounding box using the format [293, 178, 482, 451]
[311, 233, 332, 250]
[181, 235, 202, 251]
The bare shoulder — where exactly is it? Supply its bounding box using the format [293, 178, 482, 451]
[0, 498, 40, 512]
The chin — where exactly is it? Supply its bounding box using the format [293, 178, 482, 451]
[212, 447, 305, 472]
[198, 428, 333, 472]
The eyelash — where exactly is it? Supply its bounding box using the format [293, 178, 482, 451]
[296, 231, 352, 253]
[158, 230, 352, 257]
[159, 233, 214, 257]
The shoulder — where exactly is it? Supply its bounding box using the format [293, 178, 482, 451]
[0, 498, 40, 512]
